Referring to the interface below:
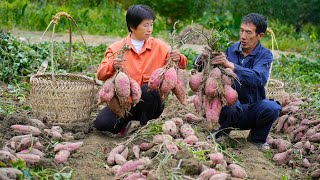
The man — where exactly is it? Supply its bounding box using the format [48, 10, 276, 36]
[204, 13, 281, 150]
[94, 5, 187, 137]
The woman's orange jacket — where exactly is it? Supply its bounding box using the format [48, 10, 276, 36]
[97, 34, 187, 86]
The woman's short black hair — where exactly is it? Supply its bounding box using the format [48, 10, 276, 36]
[126, 5, 156, 32]
[242, 13, 267, 34]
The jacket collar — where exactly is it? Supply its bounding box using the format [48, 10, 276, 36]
[125, 33, 152, 53]
[233, 41, 261, 56]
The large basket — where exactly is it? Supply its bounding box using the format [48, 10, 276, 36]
[266, 78, 286, 100]
[29, 12, 96, 124]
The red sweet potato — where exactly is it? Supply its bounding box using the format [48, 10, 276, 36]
[275, 114, 289, 132]
[115, 154, 127, 165]
[209, 152, 225, 165]
[100, 76, 115, 103]
[139, 142, 154, 151]
[180, 124, 195, 138]
[0, 150, 17, 162]
[209, 67, 222, 79]
[273, 149, 293, 165]
[51, 126, 63, 134]
[107, 145, 126, 165]
[107, 96, 126, 118]
[189, 71, 203, 92]
[27, 118, 47, 129]
[162, 120, 177, 136]
[152, 134, 173, 144]
[124, 173, 146, 180]
[183, 135, 198, 145]
[172, 68, 188, 105]
[148, 68, 163, 90]
[0, 168, 22, 180]
[160, 67, 177, 94]
[198, 168, 218, 180]
[223, 84, 238, 106]
[115, 72, 131, 106]
[222, 74, 232, 86]
[227, 163, 247, 178]
[116, 157, 152, 177]
[54, 150, 70, 164]
[17, 137, 39, 151]
[10, 125, 41, 136]
[132, 145, 140, 159]
[44, 129, 62, 140]
[209, 173, 229, 180]
[271, 139, 291, 153]
[205, 96, 221, 125]
[120, 147, 129, 160]
[164, 140, 179, 155]
[130, 77, 142, 106]
[204, 77, 218, 97]
[303, 158, 311, 168]
[54, 141, 83, 152]
[193, 94, 203, 114]
[171, 117, 184, 127]
[19, 148, 44, 157]
[16, 153, 40, 164]
[183, 113, 202, 123]
[309, 133, 320, 143]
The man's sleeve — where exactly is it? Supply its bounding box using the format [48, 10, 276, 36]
[233, 51, 273, 87]
[96, 47, 117, 81]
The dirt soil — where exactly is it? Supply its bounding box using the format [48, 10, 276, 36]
[0, 31, 311, 180]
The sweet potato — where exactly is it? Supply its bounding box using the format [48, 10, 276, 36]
[162, 120, 177, 136]
[54, 141, 83, 152]
[129, 77, 142, 106]
[189, 71, 203, 92]
[44, 129, 62, 139]
[19, 148, 44, 157]
[286, 116, 297, 126]
[16, 153, 40, 164]
[132, 145, 140, 159]
[10, 125, 41, 136]
[193, 94, 203, 114]
[100, 76, 115, 103]
[107, 145, 126, 165]
[209, 67, 222, 79]
[183, 135, 198, 145]
[180, 124, 195, 138]
[209, 152, 225, 165]
[183, 113, 202, 123]
[107, 96, 127, 118]
[139, 143, 154, 151]
[152, 134, 173, 144]
[222, 74, 232, 86]
[111, 165, 121, 175]
[209, 172, 229, 180]
[197, 168, 218, 180]
[115, 72, 131, 98]
[205, 96, 221, 125]
[116, 157, 152, 177]
[227, 164, 247, 178]
[275, 115, 289, 132]
[160, 67, 177, 94]
[303, 158, 311, 168]
[54, 150, 70, 164]
[273, 149, 293, 165]
[17, 137, 39, 151]
[124, 173, 146, 180]
[171, 117, 184, 127]
[223, 84, 238, 106]
[309, 133, 320, 143]
[33, 141, 44, 150]
[271, 139, 291, 153]
[51, 126, 63, 134]
[164, 140, 179, 155]
[148, 68, 163, 90]
[172, 68, 188, 105]
[27, 118, 47, 129]
[115, 154, 127, 165]
[204, 77, 218, 97]
[120, 147, 129, 160]
[281, 105, 299, 114]
[0, 168, 22, 180]
[0, 150, 16, 162]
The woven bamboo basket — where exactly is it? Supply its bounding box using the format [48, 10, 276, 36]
[29, 12, 96, 124]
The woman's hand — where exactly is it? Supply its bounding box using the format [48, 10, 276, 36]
[170, 49, 181, 62]
[113, 57, 124, 69]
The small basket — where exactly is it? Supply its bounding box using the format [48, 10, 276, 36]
[266, 78, 286, 100]
[29, 12, 96, 124]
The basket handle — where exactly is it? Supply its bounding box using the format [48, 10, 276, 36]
[265, 28, 279, 89]
[36, 12, 92, 81]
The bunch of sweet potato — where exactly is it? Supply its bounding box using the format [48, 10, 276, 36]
[190, 51, 238, 130]
[99, 71, 142, 118]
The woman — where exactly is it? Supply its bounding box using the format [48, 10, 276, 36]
[94, 5, 187, 137]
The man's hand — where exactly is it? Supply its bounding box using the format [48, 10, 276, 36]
[211, 52, 234, 70]
[169, 49, 181, 62]
[113, 57, 124, 69]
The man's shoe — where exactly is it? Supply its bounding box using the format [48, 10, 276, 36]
[117, 121, 132, 138]
[254, 142, 271, 151]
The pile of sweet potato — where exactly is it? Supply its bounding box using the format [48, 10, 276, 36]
[269, 96, 320, 179]
[190, 50, 238, 130]
[0, 118, 83, 179]
[148, 56, 189, 105]
[105, 113, 247, 179]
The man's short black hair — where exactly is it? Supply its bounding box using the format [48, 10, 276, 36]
[242, 13, 267, 34]
[126, 5, 156, 32]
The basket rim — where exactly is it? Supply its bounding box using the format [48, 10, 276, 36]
[30, 73, 95, 82]
[268, 78, 284, 89]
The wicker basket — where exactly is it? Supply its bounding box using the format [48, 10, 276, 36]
[266, 78, 286, 100]
[29, 12, 96, 124]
